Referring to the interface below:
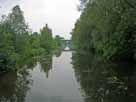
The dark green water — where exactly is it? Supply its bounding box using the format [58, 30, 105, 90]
[72, 52, 136, 102]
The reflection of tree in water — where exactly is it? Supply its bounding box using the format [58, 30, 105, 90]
[0, 69, 32, 102]
[40, 55, 53, 78]
[54, 49, 62, 57]
[72, 52, 136, 102]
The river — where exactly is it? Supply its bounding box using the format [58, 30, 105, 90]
[26, 52, 83, 102]
[0, 52, 84, 102]
[0, 51, 136, 102]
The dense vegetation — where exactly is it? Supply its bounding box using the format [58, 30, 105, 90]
[53, 35, 65, 50]
[0, 5, 64, 72]
[72, 1, 136, 101]
[72, 0, 136, 61]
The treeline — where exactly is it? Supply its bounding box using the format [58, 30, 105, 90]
[0, 5, 64, 72]
[72, 0, 136, 61]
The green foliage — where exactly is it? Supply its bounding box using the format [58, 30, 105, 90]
[0, 5, 58, 73]
[72, 0, 136, 61]
[40, 24, 53, 54]
[53, 35, 65, 50]
[29, 32, 41, 56]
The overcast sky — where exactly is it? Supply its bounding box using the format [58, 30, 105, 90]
[0, 0, 80, 39]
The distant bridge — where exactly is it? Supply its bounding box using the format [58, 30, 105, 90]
[62, 40, 72, 51]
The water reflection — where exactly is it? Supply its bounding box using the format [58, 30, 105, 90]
[0, 70, 32, 102]
[0, 57, 52, 102]
[0, 48, 63, 101]
[72, 52, 136, 102]
[0, 51, 82, 102]
[0, 54, 52, 102]
[40, 55, 52, 78]
[2, 50, 134, 102]
[25, 52, 83, 102]
[54, 49, 63, 58]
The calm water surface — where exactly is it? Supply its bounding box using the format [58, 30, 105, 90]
[0, 52, 84, 102]
[26, 52, 83, 102]
[0, 52, 136, 102]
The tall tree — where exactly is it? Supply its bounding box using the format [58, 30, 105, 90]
[40, 24, 53, 54]
[8, 5, 30, 54]
[72, 0, 136, 61]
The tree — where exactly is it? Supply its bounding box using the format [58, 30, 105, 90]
[0, 5, 58, 72]
[53, 35, 65, 50]
[72, 0, 136, 61]
[0, 15, 15, 71]
[29, 32, 41, 56]
[0, 5, 32, 71]
[40, 24, 53, 54]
